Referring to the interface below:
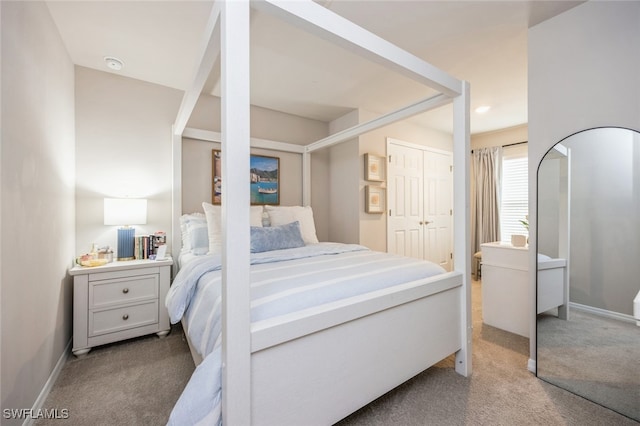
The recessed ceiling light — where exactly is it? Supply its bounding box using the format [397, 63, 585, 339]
[475, 105, 491, 114]
[104, 56, 124, 71]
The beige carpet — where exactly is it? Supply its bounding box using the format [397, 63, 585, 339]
[34, 323, 194, 426]
[537, 309, 640, 421]
[36, 280, 638, 425]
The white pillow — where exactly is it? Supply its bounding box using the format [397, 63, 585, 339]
[202, 202, 264, 254]
[250, 206, 264, 227]
[179, 213, 208, 254]
[265, 205, 319, 244]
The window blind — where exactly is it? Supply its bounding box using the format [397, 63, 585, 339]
[500, 144, 528, 243]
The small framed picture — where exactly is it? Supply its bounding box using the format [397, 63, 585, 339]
[365, 185, 385, 214]
[364, 153, 385, 182]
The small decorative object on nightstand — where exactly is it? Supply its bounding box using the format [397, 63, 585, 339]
[69, 257, 173, 356]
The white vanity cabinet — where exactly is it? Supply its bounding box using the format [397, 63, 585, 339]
[480, 242, 530, 337]
[70, 258, 172, 356]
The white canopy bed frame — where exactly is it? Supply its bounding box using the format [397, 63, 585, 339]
[171, 1, 471, 424]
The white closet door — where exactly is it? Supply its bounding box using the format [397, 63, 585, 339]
[424, 150, 453, 271]
[387, 140, 453, 271]
[387, 144, 424, 258]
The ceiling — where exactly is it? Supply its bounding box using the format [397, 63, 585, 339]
[46, 1, 582, 135]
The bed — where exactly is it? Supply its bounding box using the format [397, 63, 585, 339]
[169, 1, 471, 424]
[168, 206, 464, 425]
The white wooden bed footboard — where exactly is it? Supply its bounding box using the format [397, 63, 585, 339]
[251, 275, 463, 425]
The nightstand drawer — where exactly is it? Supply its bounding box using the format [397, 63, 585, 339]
[89, 301, 159, 337]
[89, 275, 158, 309]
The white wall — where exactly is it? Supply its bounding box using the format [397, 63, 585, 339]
[328, 110, 360, 244]
[528, 0, 640, 365]
[75, 72, 329, 255]
[1, 2, 75, 422]
[75, 67, 182, 258]
[471, 124, 527, 151]
[189, 95, 329, 146]
[564, 130, 639, 315]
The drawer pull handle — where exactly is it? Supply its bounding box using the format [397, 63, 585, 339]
[122, 314, 129, 321]
[122, 288, 129, 294]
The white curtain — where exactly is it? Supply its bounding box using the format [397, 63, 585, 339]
[471, 147, 501, 261]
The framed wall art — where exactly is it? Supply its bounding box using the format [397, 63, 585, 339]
[364, 153, 385, 181]
[212, 150, 280, 205]
[365, 185, 385, 214]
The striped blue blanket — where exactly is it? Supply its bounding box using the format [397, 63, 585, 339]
[166, 243, 445, 425]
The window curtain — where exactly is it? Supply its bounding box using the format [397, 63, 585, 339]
[471, 147, 501, 262]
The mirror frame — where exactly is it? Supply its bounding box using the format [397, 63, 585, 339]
[535, 126, 640, 422]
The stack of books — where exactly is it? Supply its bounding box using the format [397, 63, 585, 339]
[134, 232, 166, 260]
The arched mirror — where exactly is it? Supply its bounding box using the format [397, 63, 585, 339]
[536, 127, 640, 421]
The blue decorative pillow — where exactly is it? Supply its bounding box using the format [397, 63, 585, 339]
[250, 221, 305, 253]
[188, 224, 209, 255]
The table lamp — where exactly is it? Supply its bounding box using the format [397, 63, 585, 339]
[104, 198, 147, 260]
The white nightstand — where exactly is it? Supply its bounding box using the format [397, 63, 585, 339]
[69, 258, 173, 356]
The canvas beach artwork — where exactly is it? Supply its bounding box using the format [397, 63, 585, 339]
[212, 150, 280, 205]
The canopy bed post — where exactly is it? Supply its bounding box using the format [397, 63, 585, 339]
[452, 81, 472, 376]
[220, 0, 251, 423]
[302, 151, 311, 206]
[171, 128, 182, 265]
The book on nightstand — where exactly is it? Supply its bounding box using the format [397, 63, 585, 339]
[134, 232, 167, 260]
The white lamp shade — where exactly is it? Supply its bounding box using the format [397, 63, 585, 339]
[104, 198, 147, 225]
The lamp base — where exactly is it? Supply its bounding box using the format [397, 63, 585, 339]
[117, 227, 136, 260]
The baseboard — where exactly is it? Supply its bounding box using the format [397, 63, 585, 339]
[23, 338, 72, 426]
[570, 302, 636, 324]
[527, 358, 536, 374]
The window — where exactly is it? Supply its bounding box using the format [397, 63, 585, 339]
[500, 144, 528, 243]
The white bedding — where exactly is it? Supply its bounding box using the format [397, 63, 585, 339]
[166, 242, 446, 425]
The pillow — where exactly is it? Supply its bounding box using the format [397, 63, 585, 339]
[250, 221, 305, 253]
[251, 206, 264, 227]
[265, 205, 319, 244]
[179, 213, 208, 254]
[202, 203, 223, 255]
[202, 202, 264, 254]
